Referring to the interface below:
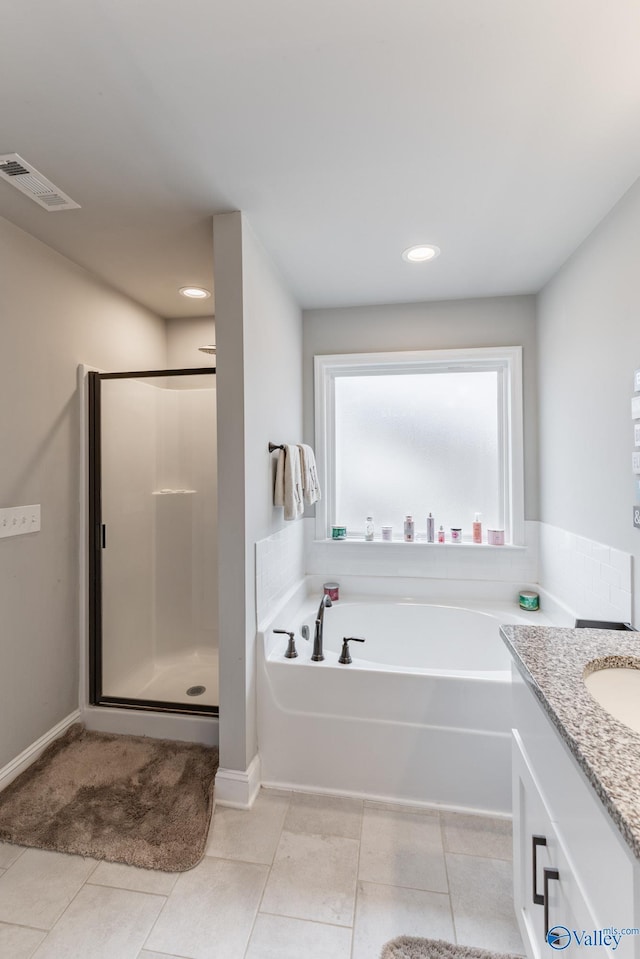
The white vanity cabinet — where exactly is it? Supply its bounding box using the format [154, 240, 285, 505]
[511, 665, 640, 959]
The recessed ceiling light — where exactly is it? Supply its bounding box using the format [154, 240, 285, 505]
[402, 245, 441, 263]
[179, 286, 211, 299]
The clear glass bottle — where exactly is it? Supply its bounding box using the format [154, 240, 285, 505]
[427, 512, 435, 543]
[404, 515, 415, 542]
[365, 516, 374, 541]
[437, 525, 445, 543]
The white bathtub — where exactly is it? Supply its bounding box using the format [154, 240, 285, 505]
[301, 601, 515, 674]
[257, 594, 551, 814]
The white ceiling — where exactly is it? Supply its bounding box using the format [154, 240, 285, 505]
[1, 0, 639, 318]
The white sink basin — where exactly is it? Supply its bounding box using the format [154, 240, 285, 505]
[584, 666, 640, 735]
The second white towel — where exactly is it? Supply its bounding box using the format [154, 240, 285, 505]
[298, 444, 321, 505]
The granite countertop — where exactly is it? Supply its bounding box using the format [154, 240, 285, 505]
[500, 623, 640, 860]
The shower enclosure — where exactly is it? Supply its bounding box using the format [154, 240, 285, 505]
[88, 368, 217, 715]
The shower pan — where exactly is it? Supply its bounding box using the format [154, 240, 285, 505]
[88, 368, 218, 716]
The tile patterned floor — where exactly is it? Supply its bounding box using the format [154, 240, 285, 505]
[0, 791, 524, 959]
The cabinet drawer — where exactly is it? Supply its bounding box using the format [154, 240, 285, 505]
[513, 732, 597, 959]
[513, 668, 635, 932]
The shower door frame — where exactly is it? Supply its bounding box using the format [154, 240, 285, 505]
[88, 367, 218, 716]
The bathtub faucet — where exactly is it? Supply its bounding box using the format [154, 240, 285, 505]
[312, 594, 332, 662]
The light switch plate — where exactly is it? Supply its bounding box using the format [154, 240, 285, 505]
[0, 504, 41, 539]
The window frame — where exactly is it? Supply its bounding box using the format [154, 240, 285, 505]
[313, 346, 524, 545]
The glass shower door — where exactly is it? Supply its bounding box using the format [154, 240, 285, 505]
[88, 368, 218, 714]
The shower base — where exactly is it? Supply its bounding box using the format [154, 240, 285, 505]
[105, 648, 219, 709]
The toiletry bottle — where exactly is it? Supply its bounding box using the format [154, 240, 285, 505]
[404, 515, 415, 542]
[472, 512, 482, 544]
[427, 512, 435, 543]
[437, 525, 445, 543]
[365, 516, 374, 541]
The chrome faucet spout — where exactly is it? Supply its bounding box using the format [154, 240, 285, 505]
[312, 594, 332, 661]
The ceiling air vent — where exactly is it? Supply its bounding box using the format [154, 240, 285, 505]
[0, 154, 80, 211]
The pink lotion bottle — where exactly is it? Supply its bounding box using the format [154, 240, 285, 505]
[472, 512, 483, 544]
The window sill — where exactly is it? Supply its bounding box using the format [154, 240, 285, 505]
[316, 538, 527, 550]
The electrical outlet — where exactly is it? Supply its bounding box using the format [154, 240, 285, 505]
[0, 504, 41, 539]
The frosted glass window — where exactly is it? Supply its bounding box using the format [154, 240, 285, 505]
[314, 347, 524, 544]
[334, 371, 500, 539]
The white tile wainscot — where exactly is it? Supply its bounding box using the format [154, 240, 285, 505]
[538, 521, 632, 622]
[256, 522, 305, 626]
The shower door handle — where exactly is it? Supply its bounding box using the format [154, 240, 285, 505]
[100, 524, 106, 549]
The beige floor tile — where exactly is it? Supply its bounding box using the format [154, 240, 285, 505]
[261, 831, 359, 926]
[206, 790, 290, 864]
[138, 953, 185, 959]
[31, 884, 165, 959]
[364, 800, 441, 817]
[138, 953, 186, 959]
[352, 881, 454, 959]
[246, 913, 352, 959]
[0, 843, 24, 869]
[446, 852, 515, 920]
[359, 806, 448, 893]
[145, 856, 268, 959]
[454, 915, 525, 954]
[0, 849, 97, 929]
[441, 812, 512, 860]
[0, 921, 46, 959]
[284, 792, 363, 840]
[88, 860, 179, 895]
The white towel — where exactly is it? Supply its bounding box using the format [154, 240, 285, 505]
[298, 444, 321, 505]
[274, 445, 304, 520]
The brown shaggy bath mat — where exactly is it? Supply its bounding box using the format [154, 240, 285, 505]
[380, 939, 522, 959]
[0, 724, 218, 871]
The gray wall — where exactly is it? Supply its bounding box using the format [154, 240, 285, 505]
[303, 295, 539, 520]
[538, 176, 640, 620]
[0, 215, 167, 770]
[166, 316, 216, 369]
[213, 212, 302, 772]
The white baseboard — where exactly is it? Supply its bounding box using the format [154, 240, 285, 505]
[260, 778, 512, 820]
[215, 753, 262, 809]
[0, 710, 81, 792]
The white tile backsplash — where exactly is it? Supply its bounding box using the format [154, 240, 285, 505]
[259, 519, 633, 626]
[538, 522, 632, 622]
[256, 523, 306, 626]
[305, 519, 539, 585]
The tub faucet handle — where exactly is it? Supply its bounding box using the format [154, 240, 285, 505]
[274, 629, 297, 659]
[338, 636, 366, 665]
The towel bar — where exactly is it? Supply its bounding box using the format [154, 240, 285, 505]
[268, 442, 285, 452]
